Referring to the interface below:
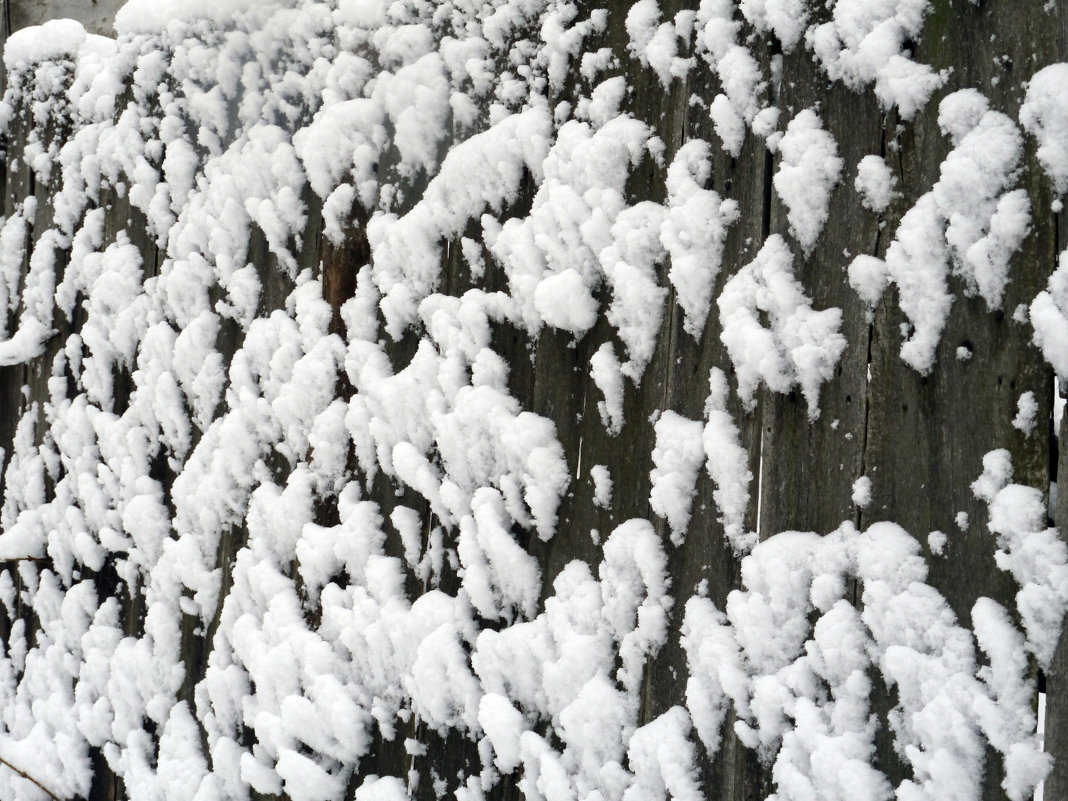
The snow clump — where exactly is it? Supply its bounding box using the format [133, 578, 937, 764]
[772, 109, 843, 256]
[1020, 63, 1068, 196]
[851, 476, 872, 508]
[848, 89, 1029, 372]
[650, 411, 706, 544]
[1030, 249, 1068, 381]
[854, 154, 897, 213]
[718, 235, 847, 419]
[806, 0, 946, 119]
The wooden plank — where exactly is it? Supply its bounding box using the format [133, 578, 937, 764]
[1040, 3, 1068, 796]
[1048, 380, 1068, 801]
[759, 36, 884, 538]
[861, 2, 1060, 799]
[565, 7, 771, 800]
[863, 0, 1056, 667]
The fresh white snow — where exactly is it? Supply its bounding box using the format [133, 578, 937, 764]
[0, 2, 1063, 801]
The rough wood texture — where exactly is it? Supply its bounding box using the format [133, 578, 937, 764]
[1050, 389, 1068, 801]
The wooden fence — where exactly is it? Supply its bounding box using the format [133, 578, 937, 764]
[0, 1, 1066, 800]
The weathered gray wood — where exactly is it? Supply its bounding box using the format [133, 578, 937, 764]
[8, 0, 124, 37]
[1042, 6, 1068, 798]
[860, 4, 1059, 799]
[1049, 386, 1068, 801]
[759, 35, 882, 538]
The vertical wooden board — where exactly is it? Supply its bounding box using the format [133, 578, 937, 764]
[864, 0, 1056, 626]
[752, 31, 906, 796]
[640, 276, 772, 797]
[861, 4, 1059, 798]
[87, 747, 122, 801]
[495, 14, 778, 797]
[525, 323, 603, 588]
[1048, 389, 1068, 801]
[1042, 0, 1068, 779]
[0, 111, 31, 493]
[0, 0, 10, 91]
[296, 183, 325, 279]
[2, 107, 30, 218]
[27, 122, 69, 443]
[100, 187, 162, 280]
[0, 98, 26, 648]
[759, 52, 884, 538]
[680, 137, 775, 801]
[522, 0, 690, 591]
[625, 30, 774, 801]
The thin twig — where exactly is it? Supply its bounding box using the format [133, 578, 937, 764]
[0, 754, 63, 800]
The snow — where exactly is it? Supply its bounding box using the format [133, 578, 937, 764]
[114, 0, 271, 35]
[590, 343, 626, 436]
[354, 776, 408, 801]
[866, 193, 951, 372]
[370, 106, 552, 336]
[934, 90, 1030, 311]
[0, 4, 1062, 801]
[623, 707, 702, 801]
[591, 464, 613, 509]
[773, 110, 843, 256]
[971, 598, 1052, 801]
[483, 113, 658, 352]
[681, 519, 1052, 801]
[694, 0, 770, 156]
[458, 488, 542, 622]
[848, 254, 891, 309]
[479, 693, 528, 773]
[739, 0, 808, 51]
[1020, 63, 1068, 195]
[1012, 392, 1038, 436]
[626, 1, 695, 88]
[702, 368, 754, 553]
[1031, 250, 1068, 381]
[681, 596, 739, 756]
[851, 476, 872, 508]
[928, 530, 947, 556]
[854, 155, 897, 214]
[806, 0, 945, 118]
[972, 451, 1068, 667]
[849, 90, 1029, 373]
[601, 201, 670, 380]
[650, 411, 706, 545]
[533, 267, 599, 334]
[661, 140, 740, 338]
[718, 235, 847, 419]
[3, 19, 88, 69]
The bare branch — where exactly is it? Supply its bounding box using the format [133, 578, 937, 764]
[0, 754, 64, 800]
